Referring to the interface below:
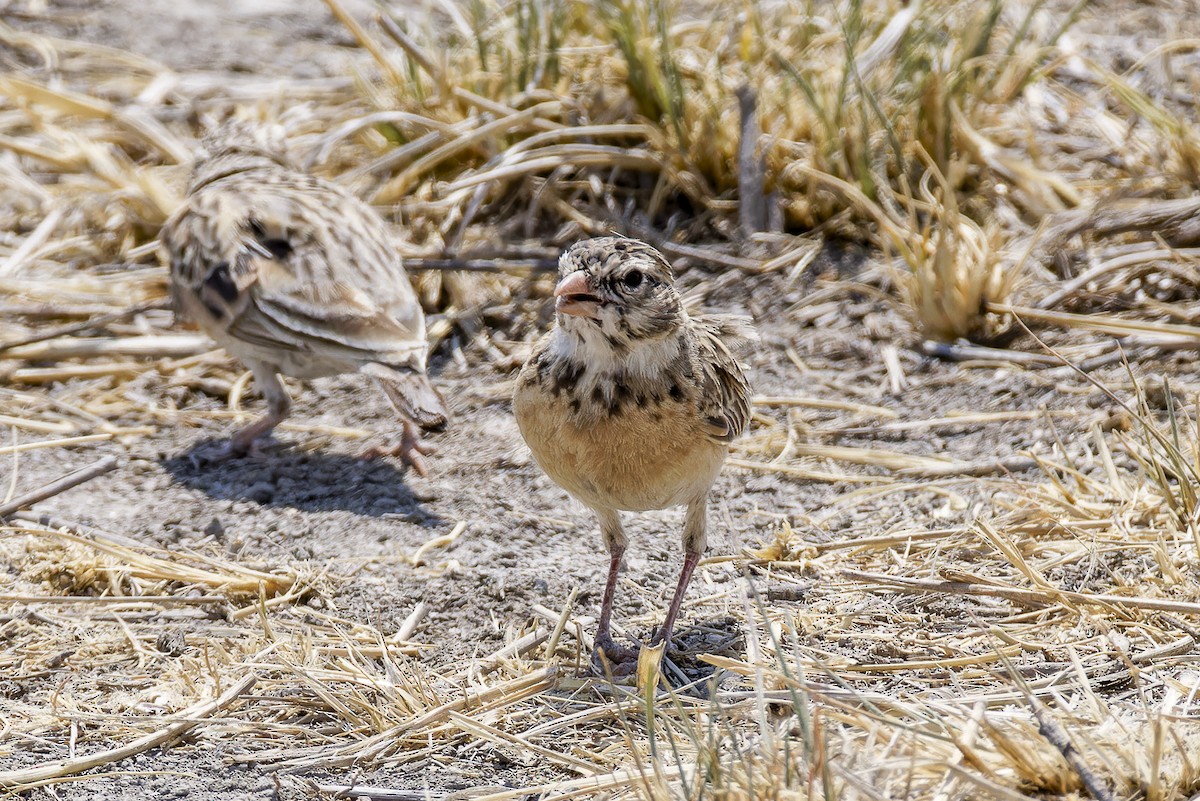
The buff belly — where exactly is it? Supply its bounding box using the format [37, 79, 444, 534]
[514, 381, 727, 512]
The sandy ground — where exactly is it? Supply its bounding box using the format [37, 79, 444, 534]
[5, 261, 1171, 799]
[4, 0, 1200, 798]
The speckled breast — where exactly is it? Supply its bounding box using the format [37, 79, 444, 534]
[513, 372, 726, 513]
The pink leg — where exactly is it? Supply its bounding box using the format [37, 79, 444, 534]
[651, 549, 701, 648]
[591, 510, 639, 670]
[651, 496, 709, 649]
[228, 412, 282, 454]
[594, 546, 638, 664]
[214, 362, 290, 459]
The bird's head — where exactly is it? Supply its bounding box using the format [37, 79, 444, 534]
[199, 119, 289, 162]
[188, 119, 291, 192]
[553, 237, 684, 353]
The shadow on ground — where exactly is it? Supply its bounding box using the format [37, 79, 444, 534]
[160, 438, 439, 522]
[667, 616, 744, 690]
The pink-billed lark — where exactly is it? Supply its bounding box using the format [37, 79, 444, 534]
[513, 236, 754, 668]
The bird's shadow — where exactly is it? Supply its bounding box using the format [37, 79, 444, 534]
[160, 438, 439, 522]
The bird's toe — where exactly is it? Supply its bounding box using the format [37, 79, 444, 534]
[590, 633, 641, 676]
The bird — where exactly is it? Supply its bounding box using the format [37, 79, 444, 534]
[513, 236, 754, 668]
[160, 122, 447, 474]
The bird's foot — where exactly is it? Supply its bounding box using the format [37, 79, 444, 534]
[590, 632, 641, 677]
[363, 428, 436, 477]
[648, 628, 676, 650]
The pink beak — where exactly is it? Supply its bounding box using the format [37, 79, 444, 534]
[554, 270, 601, 319]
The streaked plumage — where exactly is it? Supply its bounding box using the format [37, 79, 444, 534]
[161, 123, 446, 472]
[513, 236, 754, 667]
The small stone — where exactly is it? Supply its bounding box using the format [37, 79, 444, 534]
[245, 482, 276, 503]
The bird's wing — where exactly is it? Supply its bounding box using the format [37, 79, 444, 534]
[163, 188, 258, 330]
[690, 314, 756, 443]
[164, 171, 427, 368]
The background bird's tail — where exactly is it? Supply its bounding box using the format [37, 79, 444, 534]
[361, 363, 449, 431]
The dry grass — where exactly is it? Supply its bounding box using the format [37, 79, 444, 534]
[3, 0, 1200, 335]
[4, 0, 1200, 799]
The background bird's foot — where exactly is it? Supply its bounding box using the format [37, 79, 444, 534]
[362, 424, 436, 477]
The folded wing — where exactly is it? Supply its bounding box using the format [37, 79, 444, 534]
[165, 172, 428, 372]
[691, 314, 755, 444]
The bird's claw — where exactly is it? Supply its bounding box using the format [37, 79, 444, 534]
[590, 633, 641, 676]
[363, 432, 436, 477]
[649, 629, 676, 650]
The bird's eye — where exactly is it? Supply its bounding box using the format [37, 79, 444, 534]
[622, 270, 644, 290]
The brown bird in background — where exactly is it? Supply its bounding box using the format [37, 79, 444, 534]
[161, 122, 447, 474]
[513, 236, 753, 667]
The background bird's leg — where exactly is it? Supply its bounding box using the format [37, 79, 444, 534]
[594, 508, 637, 664]
[397, 417, 434, 476]
[229, 361, 291, 454]
[653, 495, 708, 648]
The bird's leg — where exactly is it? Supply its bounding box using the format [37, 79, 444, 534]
[362, 418, 435, 476]
[595, 548, 636, 661]
[652, 495, 708, 650]
[227, 362, 291, 456]
[652, 550, 701, 650]
[397, 418, 434, 477]
[593, 509, 638, 666]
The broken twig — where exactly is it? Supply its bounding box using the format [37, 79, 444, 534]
[0, 455, 118, 519]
